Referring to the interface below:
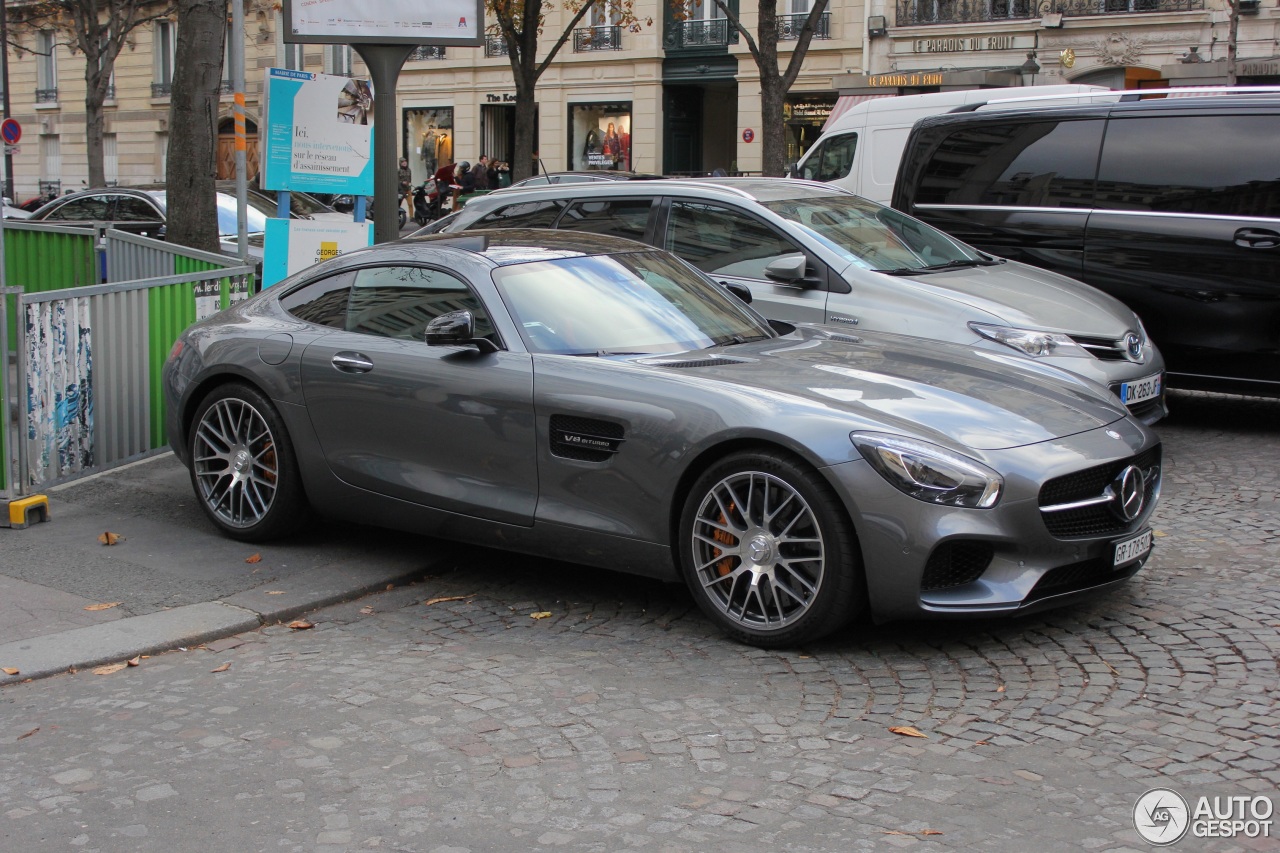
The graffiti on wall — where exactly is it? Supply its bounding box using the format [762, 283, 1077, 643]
[26, 298, 94, 484]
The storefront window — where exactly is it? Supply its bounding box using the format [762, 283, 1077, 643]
[784, 95, 836, 166]
[405, 108, 454, 187]
[570, 103, 632, 172]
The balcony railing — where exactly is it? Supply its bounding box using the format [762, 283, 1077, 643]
[485, 37, 510, 57]
[895, 0, 1203, 26]
[665, 18, 738, 49]
[38, 180, 61, 198]
[410, 45, 447, 61]
[778, 11, 832, 40]
[35, 88, 58, 103]
[151, 82, 172, 98]
[575, 25, 623, 52]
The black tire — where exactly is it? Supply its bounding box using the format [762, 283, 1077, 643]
[398, 208, 408, 228]
[415, 213, 428, 226]
[678, 450, 866, 647]
[188, 382, 310, 542]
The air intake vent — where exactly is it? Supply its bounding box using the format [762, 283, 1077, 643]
[636, 355, 753, 369]
[550, 414, 624, 462]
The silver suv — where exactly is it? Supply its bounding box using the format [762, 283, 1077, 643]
[420, 177, 1167, 423]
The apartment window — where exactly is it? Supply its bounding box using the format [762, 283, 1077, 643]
[325, 45, 353, 77]
[156, 132, 169, 179]
[687, 0, 726, 20]
[153, 21, 176, 97]
[36, 31, 58, 103]
[41, 135, 62, 191]
[282, 42, 304, 71]
[222, 24, 234, 91]
[105, 134, 119, 186]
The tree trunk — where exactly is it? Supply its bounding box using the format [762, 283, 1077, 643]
[166, 0, 225, 253]
[759, 75, 788, 178]
[84, 58, 107, 188]
[1227, 1, 1239, 86]
[512, 75, 538, 182]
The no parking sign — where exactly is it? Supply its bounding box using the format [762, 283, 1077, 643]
[1, 118, 21, 145]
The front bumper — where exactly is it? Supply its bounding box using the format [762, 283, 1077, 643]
[823, 416, 1160, 623]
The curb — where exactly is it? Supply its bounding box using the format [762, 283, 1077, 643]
[0, 563, 429, 686]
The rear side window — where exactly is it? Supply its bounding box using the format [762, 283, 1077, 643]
[665, 201, 804, 279]
[44, 196, 112, 221]
[800, 133, 857, 182]
[347, 266, 496, 343]
[475, 200, 566, 228]
[1097, 115, 1280, 217]
[281, 272, 353, 328]
[558, 198, 653, 242]
[914, 119, 1104, 208]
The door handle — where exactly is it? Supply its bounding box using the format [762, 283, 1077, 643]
[331, 351, 374, 373]
[1234, 228, 1280, 249]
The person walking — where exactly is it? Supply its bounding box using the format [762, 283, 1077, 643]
[397, 158, 414, 220]
[474, 155, 491, 191]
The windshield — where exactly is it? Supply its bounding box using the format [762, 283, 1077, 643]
[152, 191, 269, 235]
[492, 250, 773, 356]
[762, 195, 986, 271]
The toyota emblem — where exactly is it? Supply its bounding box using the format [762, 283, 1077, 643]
[1125, 332, 1143, 362]
[1111, 465, 1146, 521]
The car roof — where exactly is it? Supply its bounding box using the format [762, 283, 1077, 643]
[468, 176, 852, 208]
[916, 88, 1280, 129]
[379, 228, 655, 266]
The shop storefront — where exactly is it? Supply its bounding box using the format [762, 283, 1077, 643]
[569, 103, 632, 172]
[404, 107, 454, 187]
[783, 94, 837, 166]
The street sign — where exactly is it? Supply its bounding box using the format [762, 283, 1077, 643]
[3, 145, 20, 156]
[1, 119, 21, 145]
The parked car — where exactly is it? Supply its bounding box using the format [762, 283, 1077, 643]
[163, 229, 1162, 647]
[892, 88, 1280, 398]
[789, 84, 1106, 204]
[216, 181, 351, 223]
[421, 177, 1167, 423]
[495, 171, 665, 193]
[2, 198, 32, 219]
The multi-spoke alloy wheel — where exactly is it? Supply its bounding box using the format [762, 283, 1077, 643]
[680, 451, 865, 647]
[189, 384, 308, 541]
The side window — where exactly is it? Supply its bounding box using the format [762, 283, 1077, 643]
[665, 201, 804, 279]
[347, 266, 497, 344]
[280, 272, 353, 328]
[44, 196, 111, 221]
[114, 196, 163, 222]
[915, 119, 1105, 208]
[1097, 115, 1280, 217]
[802, 133, 857, 182]
[476, 200, 567, 228]
[557, 198, 653, 242]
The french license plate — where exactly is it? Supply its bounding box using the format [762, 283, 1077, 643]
[1112, 529, 1153, 568]
[1120, 373, 1162, 406]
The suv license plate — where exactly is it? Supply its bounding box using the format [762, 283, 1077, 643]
[1120, 373, 1162, 406]
[1112, 529, 1153, 568]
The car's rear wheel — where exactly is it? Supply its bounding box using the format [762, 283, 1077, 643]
[189, 383, 309, 542]
[679, 450, 865, 647]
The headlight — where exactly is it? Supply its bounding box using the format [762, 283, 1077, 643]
[851, 432, 1003, 508]
[969, 322, 1087, 358]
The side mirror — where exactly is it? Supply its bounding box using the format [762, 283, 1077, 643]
[764, 253, 811, 285]
[425, 310, 498, 353]
[721, 281, 753, 304]
[787, 162, 800, 179]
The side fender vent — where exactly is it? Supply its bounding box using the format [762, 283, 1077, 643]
[636, 355, 753, 369]
[550, 414, 625, 462]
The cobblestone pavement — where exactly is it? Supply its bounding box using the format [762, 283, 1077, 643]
[2, 391, 1278, 852]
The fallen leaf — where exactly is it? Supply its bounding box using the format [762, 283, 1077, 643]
[287, 619, 314, 630]
[98, 531, 122, 545]
[888, 726, 928, 739]
[359, 606, 374, 615]
[921, 830, 944, 836]
[530, 611, 552, 620]
[92, 663, 127, 675]
[245, 553, 262, 564]
[997, 685, 1005, 693]
[975, 740, 990, 746]
[126, 656, 141, 667]
[1, 667, 18, 676]
[265, 590, 286, 595]
[83, 602, 122, 612]
[385, 584, 393, 591]
[210, 662, 231, 673]
[16, 727, 39, 740]
[423, 595, 469, 606]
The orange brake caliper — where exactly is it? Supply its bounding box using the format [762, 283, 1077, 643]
[712, 503, 737, 576]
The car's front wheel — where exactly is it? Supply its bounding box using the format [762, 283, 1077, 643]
[679, 450, 866, 647]
[188, 383, 309, 541]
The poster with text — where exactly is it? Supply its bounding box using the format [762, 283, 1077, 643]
[285, 0, 482, 44]
[262, 218, 373, 287]
[260, 68, 375, 195]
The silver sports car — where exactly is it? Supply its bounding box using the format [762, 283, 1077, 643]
[163, 230, 1162, 647]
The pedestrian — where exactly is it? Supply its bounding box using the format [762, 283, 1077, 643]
[455, 161, 476, 202]
[474, 155, 491, 191]
[397, 157, 413, 218]
[432, 161, 457, 212]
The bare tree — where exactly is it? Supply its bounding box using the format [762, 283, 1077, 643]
[6, 0, 173, 188]
[164, 0, 224, 252]
[672, 0, 830, 176]
[490, 0, 650, 182]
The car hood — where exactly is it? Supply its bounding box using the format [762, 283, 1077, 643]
[873, 260, 1138, 337]
[632, 326, 1126, 451]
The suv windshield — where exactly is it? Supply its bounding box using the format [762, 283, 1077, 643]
[492, 250, 774, 356]
[762, 195, 987, 272]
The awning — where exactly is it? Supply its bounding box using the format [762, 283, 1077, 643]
[822, 94, 893, 130]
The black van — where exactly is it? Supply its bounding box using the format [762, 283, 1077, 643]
[892, 91, 1280, 398]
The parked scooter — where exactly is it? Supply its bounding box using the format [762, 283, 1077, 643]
[412, 181, 434, 226]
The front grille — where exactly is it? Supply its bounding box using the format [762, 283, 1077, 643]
[1026, 556, 1135, 602]
[1039, 446, 1161, 538]
[549, 414, 624, 463]
[920, 541, 995, 591]
[1068, 333, 1131, 361]
[1124, 397, 1164, 421]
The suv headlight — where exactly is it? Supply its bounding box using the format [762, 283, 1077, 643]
[851, 432, 1003, 508]
[969, 322, 1087, 358]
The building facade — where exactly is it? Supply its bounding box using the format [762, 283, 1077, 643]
[2, 0, 1277, 204]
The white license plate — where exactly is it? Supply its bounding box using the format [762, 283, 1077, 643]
[1120, 373, 1162, 406]
[1112, 529, 1153, 567]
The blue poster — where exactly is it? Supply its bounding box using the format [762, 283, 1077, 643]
[260, 68, 375, 196]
